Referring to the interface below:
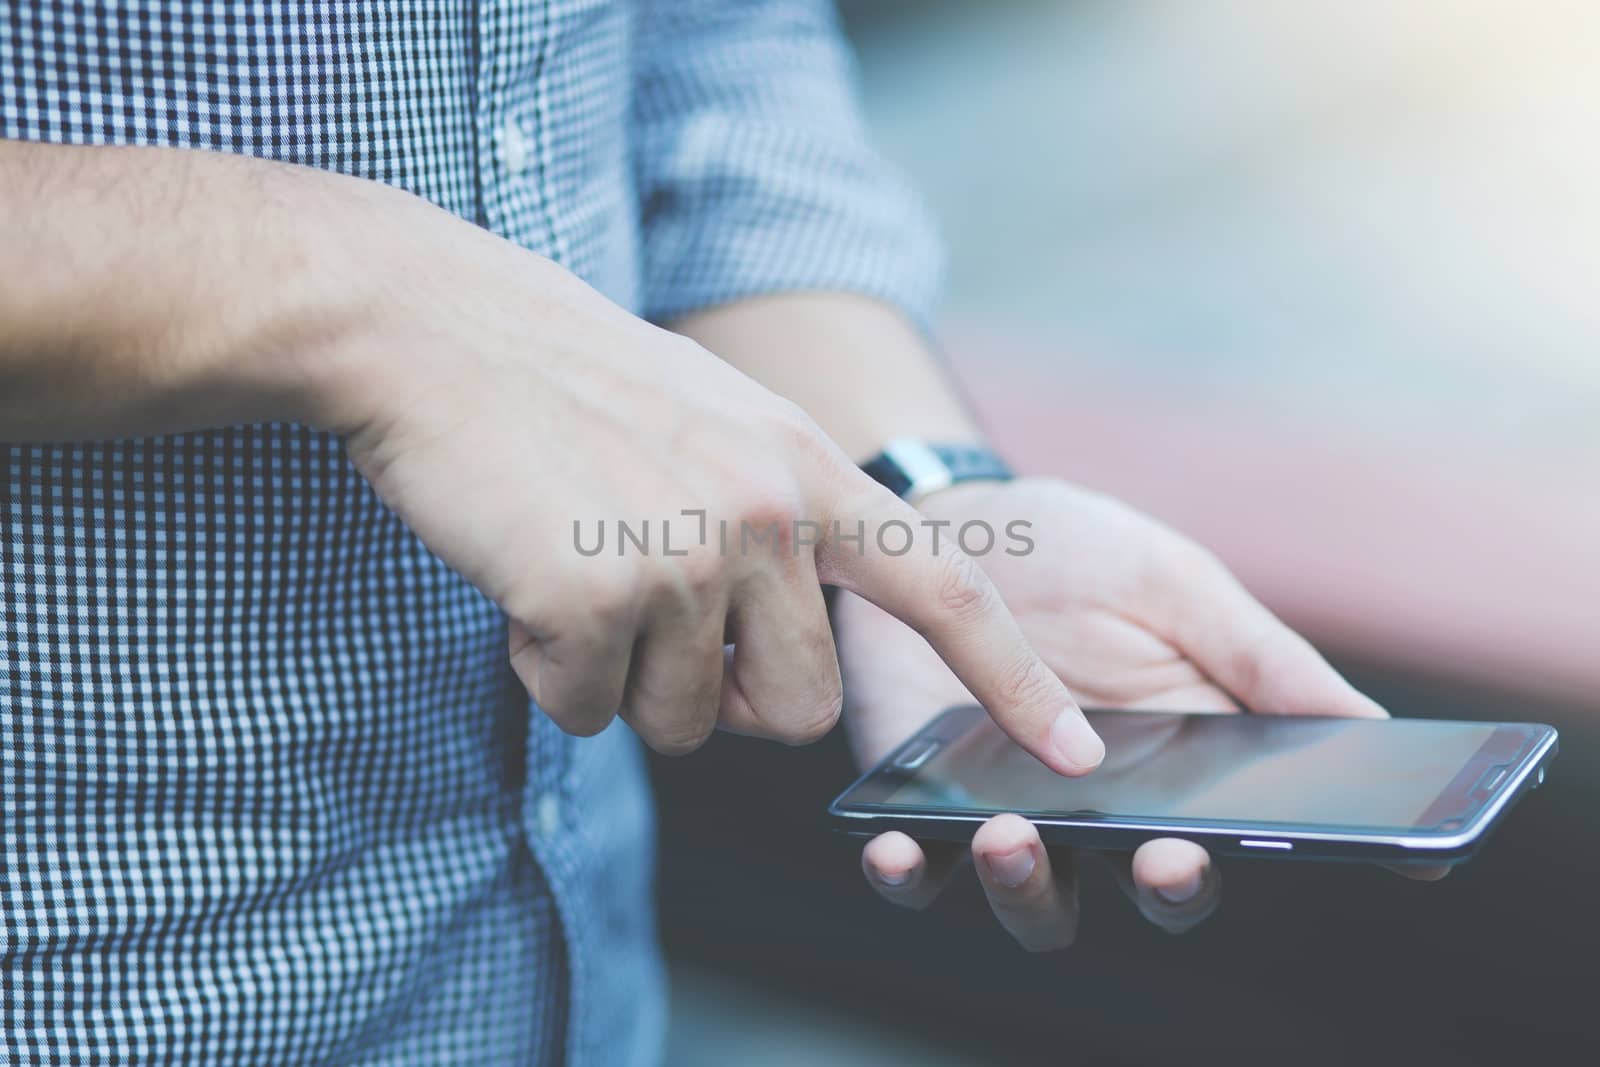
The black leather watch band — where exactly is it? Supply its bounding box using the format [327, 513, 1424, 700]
[860, 440, 1014, 502]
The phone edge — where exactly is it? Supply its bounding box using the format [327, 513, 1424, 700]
[827, 717, 1560, 865]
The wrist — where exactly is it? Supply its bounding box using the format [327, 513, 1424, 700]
[912, 477, 1014, 513]
[219, 167, 403, 433]
[284, 176, 477, 435]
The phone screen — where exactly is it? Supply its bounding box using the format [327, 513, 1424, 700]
[881, 711, 1504, 831]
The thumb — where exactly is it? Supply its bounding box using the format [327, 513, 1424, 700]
[1156, 547, 1386, 718]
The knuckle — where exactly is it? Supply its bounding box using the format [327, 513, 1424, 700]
[738, 480, 804, 532]
[1225, 628, 1279, 699]
[639, 716, 716, 757]
[582, 567, 640, 627]
[530, 648, 626, 738]
[780, 684, 843, 747]
[764, 398, 824, 450]
[762, 400, 849, 479]
[736, 628, 842, 746]
[741, 655, 843, 746]
[777, 643, 844, 745]
[934, 551, 996, 620]
[542, 699, 616, 739]
[993, 652, 1057, 715]
[668, 547, 725, 604]
[726, 483, 806, 559]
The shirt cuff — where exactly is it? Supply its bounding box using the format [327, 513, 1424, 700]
[637, 116, 945, 331]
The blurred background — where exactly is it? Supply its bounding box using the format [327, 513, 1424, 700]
[656, 2, 1600, 1064]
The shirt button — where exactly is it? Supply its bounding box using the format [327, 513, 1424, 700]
[535, 791, 562, 839]
[498, 121, 532, 175]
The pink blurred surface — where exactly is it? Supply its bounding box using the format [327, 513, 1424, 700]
[950, 331, 1600, 707]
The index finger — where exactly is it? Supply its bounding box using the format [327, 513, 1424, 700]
[818, 484, 1103, 775]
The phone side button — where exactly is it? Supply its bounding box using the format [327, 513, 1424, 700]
[1239, 839, 1294, 851]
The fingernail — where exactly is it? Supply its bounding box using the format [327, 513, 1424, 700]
[1155, 871, 1203, 905]
[1050, 710, 1105, 772]
[877, 868, 912, 888]
[985, 845, 1036, 889]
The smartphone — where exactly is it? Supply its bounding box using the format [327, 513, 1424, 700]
[830, 706, 1558, 864]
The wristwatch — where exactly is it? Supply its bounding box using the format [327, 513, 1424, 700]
[860, 440, 1014, 504]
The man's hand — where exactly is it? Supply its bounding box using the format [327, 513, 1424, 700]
[0, 141, 1102, 767]
[335, 233, 1102, 765]
[840, 478, 1445, 950]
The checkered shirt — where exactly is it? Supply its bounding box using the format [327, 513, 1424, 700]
[0, 1, 941, 1064]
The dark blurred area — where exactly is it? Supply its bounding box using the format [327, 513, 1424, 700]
[654, 666, 1596, 1066]
[656, 2, 1599, 1064]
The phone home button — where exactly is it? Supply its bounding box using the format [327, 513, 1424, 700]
[1239, 839, 1294, 851]
[1474, 765, 1510, 795]
[894, 739, 940, 771]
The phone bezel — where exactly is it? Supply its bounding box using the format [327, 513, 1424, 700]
[828, 706, 1559, 862]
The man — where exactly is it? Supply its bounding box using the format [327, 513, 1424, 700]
[0, 2, 1421, 1063]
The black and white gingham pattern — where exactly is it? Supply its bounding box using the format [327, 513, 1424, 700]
[1, 2, 939, 1064]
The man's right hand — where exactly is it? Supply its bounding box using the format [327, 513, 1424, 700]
[1, 141, 1098, 765]
[296, 186, 1106, 767]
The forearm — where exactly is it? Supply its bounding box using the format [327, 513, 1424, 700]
[669, 291, 983, 463]
[0, 140, 406, 440]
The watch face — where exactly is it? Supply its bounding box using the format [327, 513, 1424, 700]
[863, 441, 1014, 501]
[883, 440, 954, 499]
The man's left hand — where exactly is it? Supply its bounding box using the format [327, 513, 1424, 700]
[837, 477, 1445, 951]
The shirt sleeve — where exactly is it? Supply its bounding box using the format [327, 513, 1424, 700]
[630, 0, 944, 328]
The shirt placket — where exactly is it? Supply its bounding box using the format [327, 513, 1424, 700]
[475, 0, 563, 261]
[475, 0, 532, 232]
[473, 4, 589, 1064]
